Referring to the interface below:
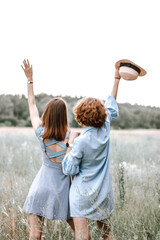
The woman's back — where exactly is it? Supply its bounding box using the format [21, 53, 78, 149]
[62, 95, 119, 220]
[36, 125, 69, 165]
[80, 125, 110, 161]
[44, 134, 69, 163]
[23, 125, 71, 220]
[21, 60, 73, 238]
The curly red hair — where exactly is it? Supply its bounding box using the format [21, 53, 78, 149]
[73, 97, 107, 128]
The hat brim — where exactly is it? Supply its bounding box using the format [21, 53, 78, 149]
[115, 59, 147, 76]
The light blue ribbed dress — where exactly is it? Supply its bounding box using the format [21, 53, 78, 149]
[22, 126, 71, 220]
[62, 96, 118, 220]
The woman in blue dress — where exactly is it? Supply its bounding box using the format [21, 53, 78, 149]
[62, 68, 121, 240]
[21, 59, 74, 239]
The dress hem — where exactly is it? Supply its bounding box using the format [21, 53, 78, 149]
[22, 210, 71, 220]
[70, 209, 114, 221]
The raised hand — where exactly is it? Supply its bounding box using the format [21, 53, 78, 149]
[21, 59, 33, 81]
[115, 67, 121, 80]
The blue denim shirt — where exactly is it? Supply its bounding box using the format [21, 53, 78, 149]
[62, 96, 119, 220]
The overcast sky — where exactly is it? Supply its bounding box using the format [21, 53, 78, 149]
[0, 0, 160, 107]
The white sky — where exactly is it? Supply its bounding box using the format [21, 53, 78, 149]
[0, 0, 160, 107]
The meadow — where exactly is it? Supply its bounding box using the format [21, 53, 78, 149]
[0, 127, 160, 240]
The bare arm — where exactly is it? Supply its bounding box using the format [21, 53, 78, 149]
[111, 69, 121, 100]
[21, 59, 41, 130]
[66, 131, 80, 154]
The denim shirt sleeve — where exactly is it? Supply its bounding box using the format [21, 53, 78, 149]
[105, 96, 119, 123]
[62, 137, 83, 175]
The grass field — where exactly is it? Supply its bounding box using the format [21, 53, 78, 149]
[0, 127, 160, 240]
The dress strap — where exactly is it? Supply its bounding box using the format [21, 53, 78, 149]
[56, 142, 66, 148]
[45, 147, 66, 158]
[44, 139, 58, 146]
[44, 139, 67, 161]
[44, 139, 66, 149]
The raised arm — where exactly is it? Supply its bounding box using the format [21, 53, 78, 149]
[111, 68, 121, 100]
[21, 59, 41, 130]
[105, 67, 120, 122]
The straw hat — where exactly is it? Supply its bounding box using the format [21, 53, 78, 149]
[115, 59, 147, 81]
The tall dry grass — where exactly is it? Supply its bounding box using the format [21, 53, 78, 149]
[0, 128, 160, 239]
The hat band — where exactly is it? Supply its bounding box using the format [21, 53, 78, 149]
[120, 62, 141, 74]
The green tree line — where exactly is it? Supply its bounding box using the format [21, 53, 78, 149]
[0, 94, 160, 129]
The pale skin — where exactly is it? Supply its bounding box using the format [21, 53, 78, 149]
[67, 68, 121, 240]
[21, 59, 74, 239]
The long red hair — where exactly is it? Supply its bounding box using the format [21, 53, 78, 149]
[41, 98, 68, 141]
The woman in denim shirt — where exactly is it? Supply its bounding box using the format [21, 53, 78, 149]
[62, 68, 120, 240]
